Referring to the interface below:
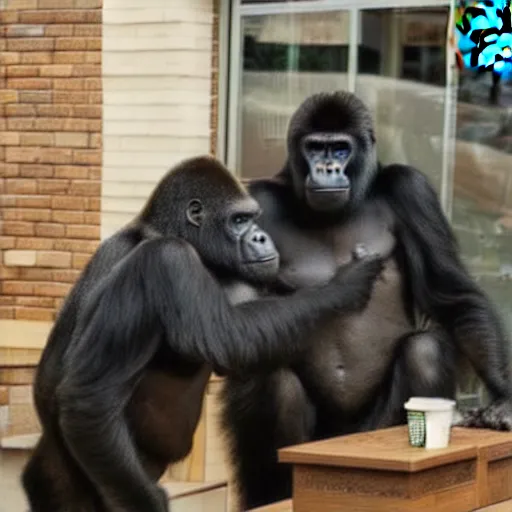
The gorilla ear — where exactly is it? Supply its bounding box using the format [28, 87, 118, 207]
[186, 199, 205, 227]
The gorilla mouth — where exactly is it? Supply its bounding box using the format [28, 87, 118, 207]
[309, 187, 349, 193]
[246, 255, 278, 264]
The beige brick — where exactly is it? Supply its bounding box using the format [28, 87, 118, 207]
[2, 281, 34, 296]
[20, 132, 54, 146]
[5, 178, 38, 194]
[7, 39, 54, 52]
[0, 307, 15, 319]
[55, 132, 89, 148]
[38, 179, 69, 195]
[86, 38, 101, 51]
[69, 180, 100, 196]
[66, 225, 99, 240]
[19, 268, 53, 281]
[55, 38, 87, 51]
[36, 251, 72, 269]
[45, 25, 74, 37]
[74, 25, 101, 37]
[15, 196, 51, 209]
[6, 104, 36, 116]
[73, 105, 101, 118]
[3, 208, 51, 222]
[34, 118, 65, 131]
[0, 296, 15, 306]
[51, 195, 85, 210]
[15, 237, 53, 250]
[52, 210, 84, 224]
[0, 237, 16, 250]
[8, 118, 34, 130]
[73, 149, 101, 165]
[3, 250, 37, 267]
[6, 25, 44, 38]
[0, 388, 8, 406]
[4, 0, 38, 10]
[16, 296, 54, 308]
[36, 104, 72, 117]
[35, 223, 65, 238]
[40, 65, 74, 78]
[18, 91, 52, 103]
[5, 147, 39, 163]
[54, 78, 87, 90]
[0, 267, 20, 279]
[0, 91, 18, 103]
[7, 78, 52, 90]
[39, 0, 74, 8]
[66, 118, 100, 131]
[84, 78, 101, 90]
[72, 252, 91, 269]
[34, 282, 71, 298]
[5, 65, 39, 78]
[21, 52, 52, 65]
[15, 307, 54, 321]
[0, 52, 21, 65]
[2, 221, 34, 236]
[85, 52, 101, 64]
[53, 91, 88, 104]
[8, 386, 33, 405]
[73, 65, 100, 77]
[54, 166, 88, 179]
[0, 131, 20, 145]
[53, 51, 85, 64]
[18, 11, 54, 24]
[39, 148, 73, 165]
[89, 133, 101, 149]
[52, 269, 81, 283]
[75, 0, 102, 7]
[19, 164, 53, 178]
[84, 211, 100, 225]
[0, 11, 18, 23]
[0, 163, 19, 177]
[54, 239, 98, 253]
[54, 10, 100, 24]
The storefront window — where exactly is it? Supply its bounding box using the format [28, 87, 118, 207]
[228, 1, 512, 386]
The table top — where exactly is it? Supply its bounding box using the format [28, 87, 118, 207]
[279, 426, 512, 472]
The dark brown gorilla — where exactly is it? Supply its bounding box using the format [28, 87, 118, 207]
[221, 91, 512, 509]
[21, 156, 384, 512]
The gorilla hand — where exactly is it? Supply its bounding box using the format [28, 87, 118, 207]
[333, 253, 384, 312]
[456, 399, 512, 431]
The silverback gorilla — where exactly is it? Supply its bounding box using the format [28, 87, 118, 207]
[22, 156, 384, 512]
[221, 91, 512, 509]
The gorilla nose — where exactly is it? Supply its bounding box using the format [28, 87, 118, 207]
[252, 233, 267, 244]
[243, 228, 277, 263]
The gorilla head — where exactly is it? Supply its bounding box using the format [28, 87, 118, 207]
[140, 156, 279, 283]
[286, 91, 378, 213]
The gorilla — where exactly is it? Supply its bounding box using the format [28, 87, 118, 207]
[221, 91, 512, 509]
[21, 156, 384, 512]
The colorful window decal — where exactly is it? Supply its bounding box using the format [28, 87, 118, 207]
[455, 1, 512, 78]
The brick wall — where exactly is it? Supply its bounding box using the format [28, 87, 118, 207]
[0, 0, 103, 322]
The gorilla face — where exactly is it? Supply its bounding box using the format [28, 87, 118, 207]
[287, 91, 378, 214]
[140, 156, 280, 284]
[186, 195, 280, 283]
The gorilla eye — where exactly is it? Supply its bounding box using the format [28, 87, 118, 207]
[232, 214, 251, 225]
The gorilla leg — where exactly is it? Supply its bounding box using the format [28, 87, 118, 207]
[362, 330, 457, 430]
[22, 433, 101, 512]
[222, 369, 315, 510]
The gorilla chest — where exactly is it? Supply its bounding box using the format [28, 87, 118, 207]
[278, 210, 414, 412]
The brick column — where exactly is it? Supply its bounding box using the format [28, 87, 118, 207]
[0, 0, 103, 322]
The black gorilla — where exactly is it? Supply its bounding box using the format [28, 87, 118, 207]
[21, 156, 384, 512]
[221, 91, 512, 509]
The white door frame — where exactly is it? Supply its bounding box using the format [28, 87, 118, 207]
[225, 0, 457, 215]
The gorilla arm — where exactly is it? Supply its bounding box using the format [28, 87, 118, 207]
[378, 164, 512, 429]
[56, 236, 382, 512]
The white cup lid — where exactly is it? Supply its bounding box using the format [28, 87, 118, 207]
[404, 396, 456, 411]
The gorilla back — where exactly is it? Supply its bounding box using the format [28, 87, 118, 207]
[221, 92, 512, 510]
[22, 155, 383, 512]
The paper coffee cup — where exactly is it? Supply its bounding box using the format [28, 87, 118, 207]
[404, 397, 456, 449]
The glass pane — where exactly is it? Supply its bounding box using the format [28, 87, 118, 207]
[453, 60, 512, 342]
[355, 8, 450, 193]
[239, 10, 350, 179]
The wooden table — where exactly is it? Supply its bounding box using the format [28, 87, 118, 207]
[273, 426, 512, 512]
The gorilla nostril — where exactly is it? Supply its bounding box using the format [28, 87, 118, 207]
[253, 234, 266, 244]
[327, 168, 332, 174]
